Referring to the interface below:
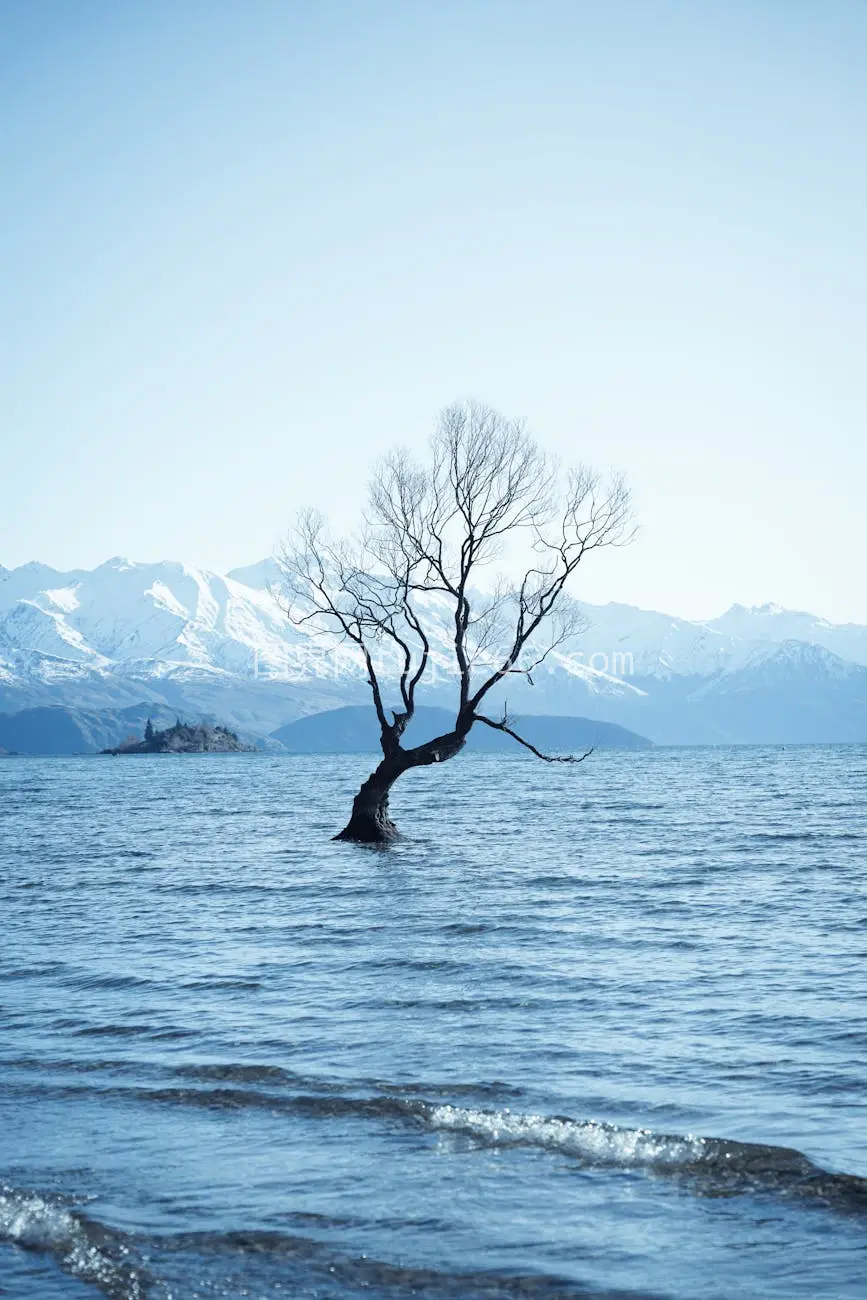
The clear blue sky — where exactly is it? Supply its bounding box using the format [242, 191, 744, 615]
[2, 0, 865, 621]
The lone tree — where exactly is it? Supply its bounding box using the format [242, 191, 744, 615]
[276, 401, 632, 843]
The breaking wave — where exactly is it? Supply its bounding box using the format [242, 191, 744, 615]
[0, 1184, 651, 1300]
[8, 1060, 867, 1214]
[0, 1186, 147, 1298]
[421, 1103, 867, 1208]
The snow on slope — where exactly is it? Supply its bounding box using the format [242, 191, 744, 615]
[570, 601, 741, 678]
[0, 599, 108, 665]
[709, 603, 867, 668]
[1, 558, 866, 716]
[0, 558, 309, 680]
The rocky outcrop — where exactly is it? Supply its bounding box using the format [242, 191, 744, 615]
[104, 719, 255, 754]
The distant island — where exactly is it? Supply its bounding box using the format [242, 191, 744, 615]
[103, 719, 256, 755]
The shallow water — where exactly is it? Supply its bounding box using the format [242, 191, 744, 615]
[1, 746, 865, 1298]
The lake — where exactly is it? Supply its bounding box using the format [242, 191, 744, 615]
[1, 746, 865, 1298]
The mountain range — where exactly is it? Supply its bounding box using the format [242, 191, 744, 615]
[1, 557, 865, 746]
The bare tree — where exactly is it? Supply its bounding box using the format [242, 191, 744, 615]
[275, 401, 632, 843]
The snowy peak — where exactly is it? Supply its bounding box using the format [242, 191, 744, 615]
[574, 601, 737, 678]
[732, 638, 862, 681]
[0, 562, 76, 612]
[709, 601, 867, 667]
[721, 601, 786, 618]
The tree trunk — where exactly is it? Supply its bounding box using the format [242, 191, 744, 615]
[334, 757, 408, 843]
[334, 728, 470, 844]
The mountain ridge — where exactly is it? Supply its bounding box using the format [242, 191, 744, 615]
[272, 705, 650, 755]
[1, 558, 865, 744]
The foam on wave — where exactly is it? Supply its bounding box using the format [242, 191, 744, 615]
[0, 1186, 146, 1299]
[420, 1103, 867, 1207]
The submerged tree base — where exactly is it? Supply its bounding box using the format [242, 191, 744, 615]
[333, 816, 399, 845]
[333, 728, 473, 844]
[333, 760, 404, 844]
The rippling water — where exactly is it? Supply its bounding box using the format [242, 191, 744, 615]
[1, 746, 866, 1299]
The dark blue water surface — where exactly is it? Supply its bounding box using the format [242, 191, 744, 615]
[1, 747, 866, 1299]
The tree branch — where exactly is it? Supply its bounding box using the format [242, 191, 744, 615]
[473, 711, 594, 764]
[274, 401, 633, 776]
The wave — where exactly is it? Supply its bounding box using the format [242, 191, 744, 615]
[154, 1228, 651, 1298]
[9, 1057, 867, 1215]
[421, 1104, 867, 1207]
[0, 1186, 147, 1298]
[0, 1184, 651, 1300]
[112, 1077, 867, 1206]
[147, 1092, 867, 1211]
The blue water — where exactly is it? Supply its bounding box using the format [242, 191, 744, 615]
[1, 746, 866, 1299]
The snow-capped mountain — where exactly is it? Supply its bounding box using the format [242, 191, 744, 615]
[0, 558, 293, 675]
[1, 557, 865, 744]
[709, 603, 867, 668]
